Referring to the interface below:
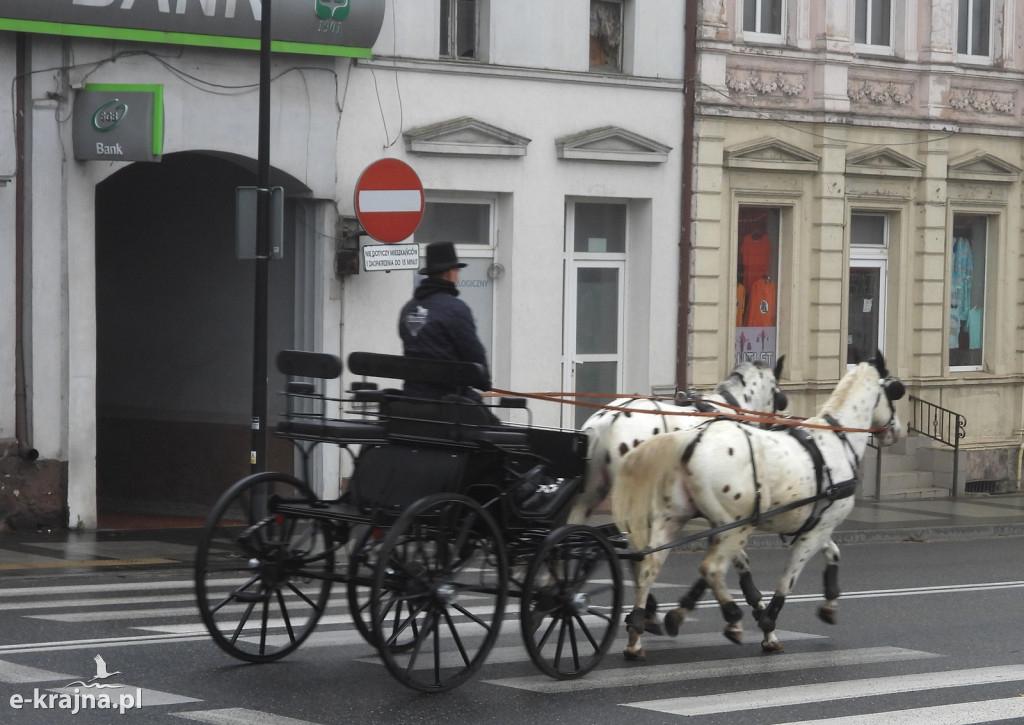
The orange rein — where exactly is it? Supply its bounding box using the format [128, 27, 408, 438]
[486, 387, 889, 436]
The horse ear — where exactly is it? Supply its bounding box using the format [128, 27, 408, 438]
[773, 355, 785, 380]
[873, 349, 889, 378]
[884, 379, 905, 401]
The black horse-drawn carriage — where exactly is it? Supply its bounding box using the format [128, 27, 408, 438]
[193, 350, 623, 693]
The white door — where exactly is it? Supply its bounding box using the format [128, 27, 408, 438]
[563, 201, 627, 429]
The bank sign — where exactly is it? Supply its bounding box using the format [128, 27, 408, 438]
[0, 0, 385, 58]
[72, 84, 163, 162]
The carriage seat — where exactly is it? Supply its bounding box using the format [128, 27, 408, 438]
[348, 351, 529, 449]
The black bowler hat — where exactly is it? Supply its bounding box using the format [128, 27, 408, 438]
[418, 241, 467, 276]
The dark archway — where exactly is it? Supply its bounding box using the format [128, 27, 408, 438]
[95, 152, 302, 519]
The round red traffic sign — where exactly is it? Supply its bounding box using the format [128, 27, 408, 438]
[353, 158, 425, 243]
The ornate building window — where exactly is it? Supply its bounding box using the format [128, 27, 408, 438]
[855, 0, 891, 48]
[743, 0, 784, 40]
[957, 0, 991, 59]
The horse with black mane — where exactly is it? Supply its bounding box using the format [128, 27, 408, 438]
[613, 353, 904, 659]
[567, 358, 787, 635]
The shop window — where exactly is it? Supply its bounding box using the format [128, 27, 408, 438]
[590, 0, 624, 72]
[735, 205, 781, 368]
[855, 0, 891, 48]
[743, 0, 784, 40]
[949, 214, 987, 370]
[440, 0, 478, 59]
[957, 0, 991, 59]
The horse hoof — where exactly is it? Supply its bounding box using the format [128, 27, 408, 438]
[724, 628, 743, 645]
[664, 610, 683, 637]
[761, 640, 784, 654]
[623, 648, 646, 661]
[817, 605, 837, 625]
[644, 616, 664, 636]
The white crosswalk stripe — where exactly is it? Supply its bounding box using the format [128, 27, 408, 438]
[5, 575, 1024, 723]
[623, 665, 1024, 717]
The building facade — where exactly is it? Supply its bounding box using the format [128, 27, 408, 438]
[694, 0, 1024, 492]
[0, 0, 687, 529]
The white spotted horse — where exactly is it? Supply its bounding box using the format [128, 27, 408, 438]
[613, 352, 904, 659]
[567, 357, 787, 635]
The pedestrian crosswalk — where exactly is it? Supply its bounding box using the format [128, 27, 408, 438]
[2, 576, 1024, 723]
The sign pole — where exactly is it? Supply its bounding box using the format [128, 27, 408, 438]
[250, 0, 272, 474]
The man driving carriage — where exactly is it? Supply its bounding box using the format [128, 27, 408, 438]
[399, 241, 492, 405]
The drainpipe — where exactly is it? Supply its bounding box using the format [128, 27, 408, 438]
[14, 33, 38, 463]
[676, 1, 698, 391]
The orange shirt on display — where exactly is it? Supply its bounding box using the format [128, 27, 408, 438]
[740, 233, 772, 290]
[744, 277, 776, 327]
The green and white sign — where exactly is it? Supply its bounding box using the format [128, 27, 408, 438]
[72, 84, 163, 162]
[0, 0, 384, 58]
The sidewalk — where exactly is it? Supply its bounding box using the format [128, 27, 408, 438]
[2, 493, 1024, 577]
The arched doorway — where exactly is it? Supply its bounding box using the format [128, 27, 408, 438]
[94, 152, 309, 522]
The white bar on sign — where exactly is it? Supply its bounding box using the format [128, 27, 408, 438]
[358, 189, 422, 213]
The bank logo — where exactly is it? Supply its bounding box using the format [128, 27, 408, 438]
[66, 655, 124, 690]
[91, 99, 128, 132]
[315, 0, 351, 21]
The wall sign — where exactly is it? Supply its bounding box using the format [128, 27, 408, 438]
[0, 0, 385, 58]
[72, 84, 163, 162]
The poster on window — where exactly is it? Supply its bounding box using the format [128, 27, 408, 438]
[735, 326, 777, 367]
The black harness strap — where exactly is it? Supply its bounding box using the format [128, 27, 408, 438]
[780, 418, 859, 542]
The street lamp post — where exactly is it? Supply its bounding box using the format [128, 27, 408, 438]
[250, 0, 273, 473]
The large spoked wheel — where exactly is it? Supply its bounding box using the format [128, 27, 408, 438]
[520, 524, 622, 679]
[194, 472, 335, 663]
[369, 493, 508, 693]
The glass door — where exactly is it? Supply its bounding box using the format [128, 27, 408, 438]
[566, 262, 624, 429]
[847, 259, 886, 365]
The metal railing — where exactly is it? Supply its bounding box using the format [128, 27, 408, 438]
[908, 394, 967, 497]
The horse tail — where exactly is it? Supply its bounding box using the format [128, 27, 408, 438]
[612, 432, 687, 552]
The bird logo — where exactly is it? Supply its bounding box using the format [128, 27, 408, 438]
[65, 655, 124, 689]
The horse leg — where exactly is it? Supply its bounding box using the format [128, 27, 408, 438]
[757, 532, 822, 653]
[699, 530, 751, 645]
[734, 549, 766, 617]
[665, 550, 756, 637]
[817, 539, 841, 625]
[623, 547, 670, 660]
[663, 576, 707, 637]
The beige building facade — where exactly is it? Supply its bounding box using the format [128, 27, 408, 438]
[691, 0, 1024, 493]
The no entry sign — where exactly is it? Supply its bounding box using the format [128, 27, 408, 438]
[353, 158, 425, 243]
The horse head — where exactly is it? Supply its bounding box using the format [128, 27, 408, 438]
[869, 350, 905, 446]
[719, 355, 787, 413]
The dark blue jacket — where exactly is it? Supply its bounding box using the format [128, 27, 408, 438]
[398, 277, 491, 399]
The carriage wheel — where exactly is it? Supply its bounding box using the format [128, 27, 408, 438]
[369, 493, 508, 693]
[345, 523, 382, 647]
[194, 472, 335, 663]
[347, 524, 424, 653]
[520, 524, 622, 679]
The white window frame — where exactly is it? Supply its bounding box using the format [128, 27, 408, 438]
[854, 0, 894, 54]
[742, 0, 786, 44]
[957, 0, 993, 64]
